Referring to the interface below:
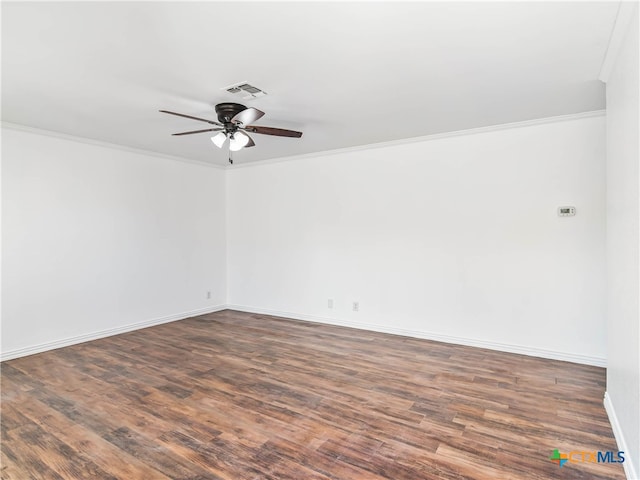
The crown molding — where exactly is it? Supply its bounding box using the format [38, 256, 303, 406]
[3, 110, 606, 172]
[599, 2, 639, 83]
[1, 121, 225, 170]
[227, 110, 606, 170]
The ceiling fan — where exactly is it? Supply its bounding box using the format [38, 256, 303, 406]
[160, 103, 303, 164]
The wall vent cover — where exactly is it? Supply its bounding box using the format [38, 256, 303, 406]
[222, 82, 267, 100]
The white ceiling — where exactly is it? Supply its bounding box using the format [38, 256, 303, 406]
[2, 1, 619, 166]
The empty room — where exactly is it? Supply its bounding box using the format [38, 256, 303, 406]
[1, 1, 638, 479]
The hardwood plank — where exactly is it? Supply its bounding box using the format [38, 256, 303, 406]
[1, 310, 626, 479]
[15, 396, 173, 479]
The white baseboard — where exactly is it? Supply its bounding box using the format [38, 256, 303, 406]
[0, 305, 227, 362]
[605, 392, 639, 480]
[2, 304, 608, 368]
[226, 304, 607, 367]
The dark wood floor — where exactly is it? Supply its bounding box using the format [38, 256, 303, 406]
[1, 310, 625, 479]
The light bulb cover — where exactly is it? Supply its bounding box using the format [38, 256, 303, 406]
[229, 131, 250, 151]
[211, 132, 227, 148]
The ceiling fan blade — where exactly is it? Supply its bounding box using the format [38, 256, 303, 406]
[159, 110, 222, 126]
[231, 107, 265, 125]
[172, 128, 223, 136]
[244, 133, 256, 148]
[244, 125, 303, 138]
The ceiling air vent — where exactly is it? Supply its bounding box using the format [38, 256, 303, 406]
[222, 81, 267, 100]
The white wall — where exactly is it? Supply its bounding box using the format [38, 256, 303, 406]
[2, 114, 608, 368]
[604, 6, 639, 480]
[227, 114, 607, 365]
[1, 126, 227, 359]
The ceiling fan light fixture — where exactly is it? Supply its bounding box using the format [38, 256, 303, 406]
[229, 131, 250, 151]
[162, 104, 303, 162]
[211, 131, 227, 148]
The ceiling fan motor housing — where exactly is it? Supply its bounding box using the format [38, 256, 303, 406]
[215, 103, 247, 124]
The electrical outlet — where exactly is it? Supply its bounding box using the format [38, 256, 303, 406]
[206, 291, 211, 299]
[328, 299, 334, 309]
[353, 301, 359, 312]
